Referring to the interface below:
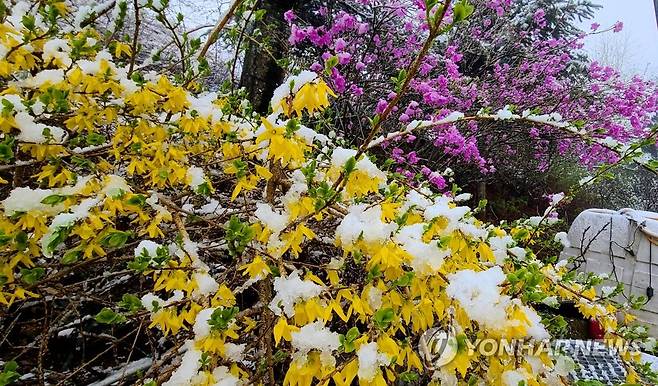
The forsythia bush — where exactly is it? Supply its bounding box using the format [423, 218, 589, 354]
[0, 1, 656, 385]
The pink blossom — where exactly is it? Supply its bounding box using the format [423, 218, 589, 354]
[283, 10, 296, 23]
[349, 84, 363, 96]
[613, 21, 624, 33]
[334, 38, 347, 52]
[421, 167, 447, 190]
[337, 52, 352, 65]
[289, 25, 307, 45]
[407, 151, 419, 164]
[376, 99, 388, 114]
[533, 9, 546, 28]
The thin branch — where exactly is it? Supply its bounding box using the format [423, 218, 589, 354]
[127, 0, 141, 76]
[197, 0, 244, 60]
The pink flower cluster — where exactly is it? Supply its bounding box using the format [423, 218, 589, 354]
[285, 1, 658, 190]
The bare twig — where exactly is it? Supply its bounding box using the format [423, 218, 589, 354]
[197, 0, 244, 60]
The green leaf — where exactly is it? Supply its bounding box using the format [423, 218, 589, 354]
[85, 132, 106, 146]
[209, 306, 239, 332]
[254, 9, 266, 21]
[1, 99, 14, 116]
[0, 360, 20, 386]
[0, 231, 11, 246]
[399, 371, 419, 382]
[14, 231, 28, 251]
[225, 216, 254, 258]
[40, 194, 68, 206]
[0, 143, 13, 162]
[393, 271, 415, 287]
[125, 194, 147, 207]
[373, 308, 395, 329]
[324, 56, 339, 74]
[453, 1, 474, 22]
[196, 182, 211, 196]
[339, 328, 359, 353]
[61, 249, 81, 265]
[22, 14, 36, 30]
[343, 156, 357, 174]
[95, 307, 126, 324]
[118, 294, 143, 313]
[19, 267, 45, 285]
[345, 326, 360, 342]
[101, 231, 130, 248]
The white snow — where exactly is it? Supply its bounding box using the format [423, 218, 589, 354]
[49, 197, 100, 229]
[197, 199, 223, 215]
[186, 166, 206, 189]
[601, 286, 616, 298]
[290, 321, 340, 366]
[554, 232, 570, 248]
[254, 203, 288, 234]
[296, 125, 329, 145]
[146, 193, 171, 216]
[0, 94, 26, 111]
[330, 147, 386, 181]
[542, 296, 559, 308]
[193, 307, 216, 339]
[393, 224, 448, 276]
[501, 370, 527, 386]
[135, 240, 162, 259]
[508, 246, 527, 261]
[446, 267, 509, 330]
[210, 366, 241, 386]
[494, 105, 518, 120]
[335, 205, 395, 245]
[187, 92, 222, 122]
[520, 302, 549, 340]
[3, 187, 62, 216]
[423, 197, 471, 233]
[400, 189, 432, 212]
[41, 197, 101, 256]
[32, 100, 45, 115]
[489, 235, 514, 264]
[2, 176, 90, 215]
[141, 293, 165, 312]
[548, 192, 565, 206]
[223, 343, 246, 362]
[102, 175, 131, 197]
[269, 270, 324, 317]
[192, 271, 219, 296]
[270, 70, 318, 113]
[23, 69, 65, 87]
[366, 286, 383, 309]
[356, 342, 390, 382]
[446, 267, 548, 339]
[162, 347, 202, 386]
[43, 39, 72, 67]
[330, 147, 358, 169]
[14, 111, 66, 143]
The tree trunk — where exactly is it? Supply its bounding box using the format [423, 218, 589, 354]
[240, 0, 299, 114]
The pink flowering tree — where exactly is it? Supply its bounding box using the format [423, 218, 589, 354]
[283, 0, 658, 216]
